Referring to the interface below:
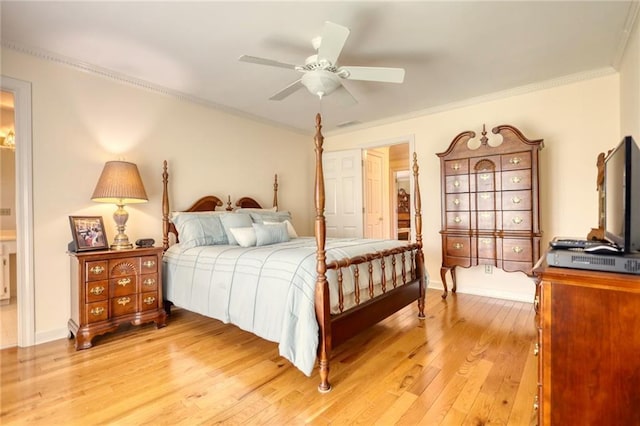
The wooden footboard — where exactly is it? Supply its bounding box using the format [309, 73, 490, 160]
[313, 114, 426, 392]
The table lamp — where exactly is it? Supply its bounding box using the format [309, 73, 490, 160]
[91, 161, 148, 250]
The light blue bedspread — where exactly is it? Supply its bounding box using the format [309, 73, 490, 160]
[163, 237, 426, 376]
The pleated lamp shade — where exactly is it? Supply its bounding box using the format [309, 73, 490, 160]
[91, 161, 148, 204]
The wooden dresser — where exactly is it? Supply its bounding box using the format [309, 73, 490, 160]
[436, 124, 543, 297]
[533, 258, 640, 425]
[68, 246, 166, 349]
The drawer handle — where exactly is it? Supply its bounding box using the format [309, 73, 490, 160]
[534, 295, 540, 311]
[143, 296, 156, 305]
[533, 342, 539, 356]
[90, 265, 105, 275]
[453, 180, 460, 188]
[513, 246, 523, 254]
[509, 156, 521, 165]
[89, 286, 105, 296]
[453, 242, 464, 250]
[479, 173, 490, 181]
[533, 395, 539, 411]
[90, 307, 105, 316]
[511, 176, 522, 184]
[143, 278, 156, 287]
[511, 196, 522, 204]
[512, 216, 523, 224]
[453, 198, 460, 206]
[117, 278, 131, 287]
[451, 163, 460, 171]
[117, 297, 131, 306]
[454, 216, 462, 223]
[481, 213, 491, 219]
[143, 260, 156, 268]
[481, 238, 491, 246]
[480, 193, 490, 200]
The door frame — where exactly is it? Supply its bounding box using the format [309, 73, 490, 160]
[1, 76, 35, 347]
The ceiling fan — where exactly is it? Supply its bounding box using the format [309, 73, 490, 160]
[239, 21, 405, 103]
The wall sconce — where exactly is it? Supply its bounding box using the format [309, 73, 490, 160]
[91, 161, 148, 250]
[0, 130, 15, 151]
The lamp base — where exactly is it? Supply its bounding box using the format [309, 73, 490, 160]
[110, 204, 134, 250]
[111, 242, 133, 250]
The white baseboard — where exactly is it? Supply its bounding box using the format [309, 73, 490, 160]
[427, 281, 534, 303]
[35, 327, 70, 346]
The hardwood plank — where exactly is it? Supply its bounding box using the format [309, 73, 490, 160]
[0, 289, 539, 425]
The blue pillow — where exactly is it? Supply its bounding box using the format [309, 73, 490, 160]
[220, 213, 253, 245]
[253, 222, 289, 246]
[171, 213, 227, 248]
[249, 211, 292, 224]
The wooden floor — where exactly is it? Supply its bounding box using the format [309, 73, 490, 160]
[0, 289, 538, 425]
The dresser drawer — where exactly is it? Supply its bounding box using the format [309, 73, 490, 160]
[111, 275, 137, 297]
[473, 171, 496, 192]
[502, 238, 533, 262]
[475, 191, 497, 210]
[85, 261, 108, 282]
[445, 175, 469, 193]
[141, 291, 159, 311]
[476, 211, 498, 230]
[476, 237, 496, 258]
[141, 256, 159, 274]
[86, 280, 108, 303]
[501, 170, 532, 191]
[502, 211, 532, 231]
[444, 159, 469, 175]
[446, 193, 470, 211]
[85, 301, 108, 323]
[446, 212, 470, 229]
[140, 273, 158, 292]
[111, 295, 137, 316]
[502, 190, 531, 210]
[445, 236, 471, 257]
[501, 151, 531, 171]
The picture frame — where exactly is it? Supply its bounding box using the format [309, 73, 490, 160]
[69, 216, 108, 252]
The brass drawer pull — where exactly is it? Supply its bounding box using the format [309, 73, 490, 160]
[480, 173, 490, 181]
[117, 277, 131, 287]
[453, 198, 460, 206]
[453, 242, 464, 250]
[481, 213, 491, 219]
[480, 193, 490, 200]
[481, 238, 491, 246]
[143, 296, 156, 305]
[453, 180, 460, 188]
[451, 163, 460, 171]
[117, 297, 131, 306]
[511, 196, 522, 204]
[513, 246, 523, 254]
[511, 176, 522, 184]
[534, 342, 539, 356]
[533, 395, 539, 411]
[534, 295, 540, 311]
[509, 156, 521, 165]
[143, 260, 156, 268]
[90, 307, 105, 316]
[512, 216, 523, 224]
[143, 278, 156, 287]
[89, 286, 105, 296]
[90, 265, 105, 275]
[454, 216, 462, 223]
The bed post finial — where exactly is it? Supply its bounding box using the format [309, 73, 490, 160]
[314, 113, 332, 393]
[273, 174, 279, 210]
[412, 152, 426, 318]
[162, 160, 170, 252]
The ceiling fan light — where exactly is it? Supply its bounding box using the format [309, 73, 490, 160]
[301, 70, 341, 98]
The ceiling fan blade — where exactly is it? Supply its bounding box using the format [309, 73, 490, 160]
[269, 79, 304, 100]
[239, 55, 298, 70]
[331, 84, 358, 106]
[339, 66, 405, 83]
[317, 21, 350, 65]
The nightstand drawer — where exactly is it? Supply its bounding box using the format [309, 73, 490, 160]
[141, 292, 158, 311]
[141, 256, 158, 273]
[111, 295, 137, 316]
[85, 261, 108, 281]
[86, 280, 108, 303]
[85, 301, 108, 323]
[111, 275, 137, 297]
[141, 274, 158, 292]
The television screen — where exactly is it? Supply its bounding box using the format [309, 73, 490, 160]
[604, 136, 640, 253]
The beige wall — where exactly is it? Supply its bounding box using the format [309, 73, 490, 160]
[1, 48, 314, 342]
[325, 75, 620, 301]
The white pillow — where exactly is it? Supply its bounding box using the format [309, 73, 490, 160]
[220, 213, 253, 245]
[229, 227, 256, 247]
[253, 222, 289, 246]
[264, 219, 298, 238]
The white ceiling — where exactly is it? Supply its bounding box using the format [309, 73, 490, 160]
[1, 1, 637, 134]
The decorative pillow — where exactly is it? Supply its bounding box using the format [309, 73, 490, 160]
[249, 211, 292, 224]
[171, 212, 228, 248]
[220, 213, 253, 245]
[264, 219, 298, 238]
[253, 222, 289, 246]
[229, 227, 257, 248]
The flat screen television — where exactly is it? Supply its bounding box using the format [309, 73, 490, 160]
[604, 136, 640, 253]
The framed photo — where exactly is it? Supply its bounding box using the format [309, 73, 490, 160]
[69, 216, 108, 252]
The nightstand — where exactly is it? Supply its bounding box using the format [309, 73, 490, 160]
[68, 246, 167, 350]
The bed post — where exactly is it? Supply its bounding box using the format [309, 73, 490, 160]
[314, 113, 332, 393]
[162, 160, 170, 252]
[273, 174, 279, 210]
[413, 153, 426, 318]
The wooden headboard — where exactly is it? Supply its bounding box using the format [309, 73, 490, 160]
[161, 161, 279, 250]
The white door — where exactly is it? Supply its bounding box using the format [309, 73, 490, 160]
[364, 150, 384, 238]
[323, 149, 363, 238]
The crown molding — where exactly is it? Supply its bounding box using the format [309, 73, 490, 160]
[612, 0, 640, 70]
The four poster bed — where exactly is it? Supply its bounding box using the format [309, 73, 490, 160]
[161, 114, 427, 392]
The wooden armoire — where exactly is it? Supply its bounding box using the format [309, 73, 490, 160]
[437, 124, 543, 298]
